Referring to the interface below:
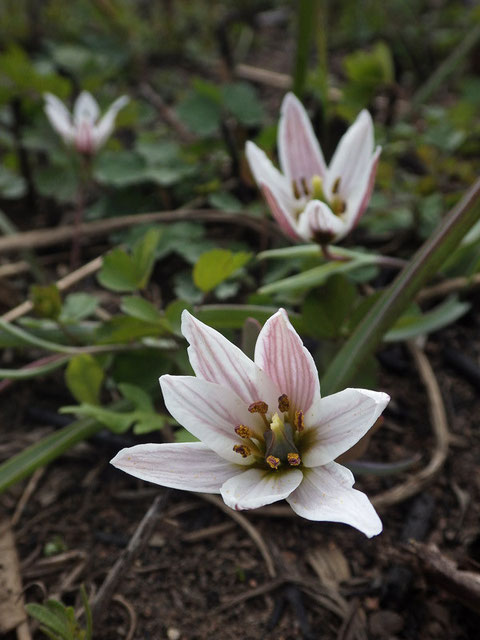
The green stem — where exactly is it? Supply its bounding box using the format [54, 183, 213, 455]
[322, 177, 480, 396]
[0, 399, 130, 493]
[293, 0, 319, 98]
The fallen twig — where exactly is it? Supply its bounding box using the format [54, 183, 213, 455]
[0, 209, 277, 255]
[416, 273, 480, 302]
[405, 540, 480, 614]
[91, 491, 170, 624]
[372, 341, 449, 508]
[198, 493, 277, 578]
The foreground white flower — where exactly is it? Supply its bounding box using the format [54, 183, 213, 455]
[111, 309, 389, 537]
[246, 93, 381, 245]
[44, 91, 129, 155]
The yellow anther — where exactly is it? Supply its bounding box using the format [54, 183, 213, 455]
[233, 444, 251, 458]
[266, 455, 281, 470]
[278, 394, 290, 413]
[332, 177, 341, 194]
[235, 425, 252, 438]
[311, 175, 325, 201]
[248, 401, 268, 415]
[294, 410, 304, 432]
[287, 452, 301, 466]
[331, 196, 346, 216]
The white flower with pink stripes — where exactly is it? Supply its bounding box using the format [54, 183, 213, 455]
[246, 93, 381, 244]
[44, 91, 129, 156]
[111, 309, 389, 537]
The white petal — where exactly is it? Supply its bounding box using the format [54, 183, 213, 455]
[221, 467, 303, 510]
[111, 442, 240, 492]
[160, 374, 264, 464]
[254, 308, 321, 413]
[73, 91, 100, 126]
[286, 462, 382, 537]
[297, 200, 348, 243]
[181, 310, 278, 409]
[43, 93, 74, 142]
[302, 388, 390, 467]
[343, 146, 381, 230]
[278, 93, 326, 185]
[93, 95, 129, 150]
[245, 141, 300, 240]
[325, 110, 375, 200]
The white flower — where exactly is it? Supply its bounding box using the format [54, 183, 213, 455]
[111, 309, 389, 537]
[246, 93, 381, 244]
[44, 91, 129, 155]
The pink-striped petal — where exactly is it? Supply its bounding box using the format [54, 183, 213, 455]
[325, 110, 375, 201]
[221, 467, 302, 510]
[160, 374, 264, 464]
[111, 442, 240, 492]
[181, 311, 278, 409]
[93, 95, 129, 149]
[344, 146, 381, 230]
[254, 309, 321, 413]
[73, 91, 100, 126]
[278, 93, 326, 185]
[44, 93, 75, 143]
[302, 388, 390, 467]
[245, 141, 300, 240]
[286, 462, 382, 537]
[297, 200, 348, 242]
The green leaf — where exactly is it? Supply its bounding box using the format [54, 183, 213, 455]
[30, 284, 62, 320]
[97, 248, 138, 292]
[193, 249, 251, 293]
[207, 191, 242, 212]
[94, 151, 148, 187]
[0, 165, 26, 199]
[347, 455, 420, 476]
[385, 296, 470, 342]
[61, 404, 132, 434]
[25, 603, 69, 638]
[120, 296, 163, 323]
[96, 316, 165, 344]
[118, 383, 153, 412]
[222, 82, 265, 126]
[132, 227, 162, 289]
[65, 355, 104, 405]
[196, 305, 298, 330]
[301, 275, 357, 339]
[258, 258, 371, 295]
[164, 299, 194, 335]
[177, 92, 221, 136]
[59, 293, 98, 323]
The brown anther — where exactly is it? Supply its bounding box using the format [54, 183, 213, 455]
[331, 197, 346, 216]
[235, 425, 252, 438]
[266, 455, 281, 470]
[294, 410, 305, 432]
[300, 177, 310, 196]
[332, 177, 341, 194]
[292, 180, 301, 200]
[287, 452, 301, 466]
[248, 401, 268, 415]
[278, 394, 290, 413]
[233, 444, 251, 458]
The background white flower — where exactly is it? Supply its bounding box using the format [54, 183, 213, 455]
[112, 309, 389, 537]
[246, 93, 381, 245]
[44, 91, 129, 155]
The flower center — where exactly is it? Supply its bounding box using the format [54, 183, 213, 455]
[292, 174, 346, 219]
[232, 394, 305, 470]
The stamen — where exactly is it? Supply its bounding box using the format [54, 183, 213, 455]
[331, 196, 346, 216]
[292, 180, 301, 200]
[287, 452, 301, 466]
[294, 410, 304, 432]
[300, 177, 310, 196]
[266, 455, 281, 470]
[278, 394, 290, 413]
[233, 444, 251, 458]
[248, 400, 269, 428]
[332, 177, 341, 194]
[235, 425, 252, 438]
[248, 401, 268, 414]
